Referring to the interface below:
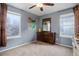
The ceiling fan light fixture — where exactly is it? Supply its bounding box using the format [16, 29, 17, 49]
[29, 3, 54, 11]
[36, 3, 43, 7]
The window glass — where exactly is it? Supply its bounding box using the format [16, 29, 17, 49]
[60, 13, 74, 37]
[6, 11, 21, 38]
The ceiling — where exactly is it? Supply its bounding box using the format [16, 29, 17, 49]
[8, 3, 77, 16]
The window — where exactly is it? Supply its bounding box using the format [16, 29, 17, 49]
[60, 13, 74, 38]
[6, 11, 21, 39]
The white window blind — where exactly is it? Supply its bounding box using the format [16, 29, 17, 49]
[60, 13, 74, 38]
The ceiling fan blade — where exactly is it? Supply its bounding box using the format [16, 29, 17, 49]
[43, 3, 54, 6]
[29, 5, 36, 9]
[40, 7, 43, 11]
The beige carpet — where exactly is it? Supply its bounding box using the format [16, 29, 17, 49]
[0, 42, 73, 56]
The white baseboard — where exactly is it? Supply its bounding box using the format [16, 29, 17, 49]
[0, 42, 72, 53]
[56, 43, 72, 48]
[0, 42, 32, 53]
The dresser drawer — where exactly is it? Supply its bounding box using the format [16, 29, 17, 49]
[37, 31, 56, 44]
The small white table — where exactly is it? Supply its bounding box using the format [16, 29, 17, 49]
[73, 37, 79, 56]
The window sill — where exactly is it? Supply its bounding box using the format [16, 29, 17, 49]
[60, 35, 73, 38]
[7, 35, 21, 39]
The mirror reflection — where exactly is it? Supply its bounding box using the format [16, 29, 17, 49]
[42, 18, 51, 31]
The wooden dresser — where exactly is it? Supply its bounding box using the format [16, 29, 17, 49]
[37, 31, 56, 44]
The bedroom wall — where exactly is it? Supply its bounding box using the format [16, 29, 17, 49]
[0, 5, 39, 51]
[0, 4, 74, 52]
[38, 8, 74, 46]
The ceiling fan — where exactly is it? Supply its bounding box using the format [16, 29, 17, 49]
[29, 3, 54, 11]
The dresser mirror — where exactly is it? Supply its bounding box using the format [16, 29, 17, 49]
[42, 18, 51, 32]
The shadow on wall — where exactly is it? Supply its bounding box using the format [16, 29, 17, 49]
[22, 28, 36, 42]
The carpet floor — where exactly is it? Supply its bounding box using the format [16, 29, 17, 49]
[0, 42, 73, 56]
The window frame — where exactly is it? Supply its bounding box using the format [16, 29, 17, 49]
[60, 13, 75, 38]
[7, 11, 21, 39]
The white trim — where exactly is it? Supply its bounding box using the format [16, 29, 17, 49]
[7, 35, 21, 39]
[8, 11, 21, 16]
[0, 42, 32, 53]
[56, 43, 72, 48]
[60, 13, 74, 18]
[60, 12, 75, 38]
[60, 35, 73, 38]
[7, 11, 21, 39]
